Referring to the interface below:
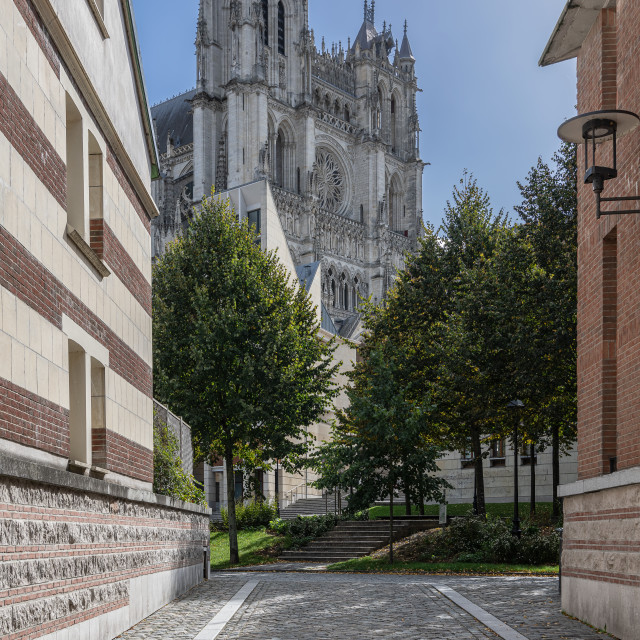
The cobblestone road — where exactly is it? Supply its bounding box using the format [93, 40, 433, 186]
[117, 571, 611, 640]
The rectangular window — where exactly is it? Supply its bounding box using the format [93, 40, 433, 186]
[247, 209, 261, 236]
[68, 341, 91, 468]
[65, 94, 85, 236]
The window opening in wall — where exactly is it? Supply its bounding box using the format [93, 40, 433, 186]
[66, 94, 85, 236]
[391, 96, 396, 152]
[68, 340, 90, 468]
[243, 148, 245, 164]
[490, 438, 506, 467]
[345, 106, 350, 123]
[262, 0, 269, 45]
[331, 279, 336, 307]
[90, 358, 106, 469]
[277, 1, 285, 55]
[360, 204, 364, 222]
[242, 93, 245, 110]
[460, 440, 474, 469]
[247, 208, 261, 236]
[276, 131, 284, 187]
[88, 132, 103, 223]
[296, 167, 301, 194]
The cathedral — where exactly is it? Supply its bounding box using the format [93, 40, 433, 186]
[151, 0, 425, 335]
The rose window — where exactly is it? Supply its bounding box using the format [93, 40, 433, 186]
[315, 149, 345, 213]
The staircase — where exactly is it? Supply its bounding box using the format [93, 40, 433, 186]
[279, 493, 345, 520]
[279, 517, 441, 563]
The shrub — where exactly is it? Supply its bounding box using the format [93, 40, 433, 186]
[220, 500, 278, 530]
[418, 515, 561, 565]
[153, 420, 206, 507]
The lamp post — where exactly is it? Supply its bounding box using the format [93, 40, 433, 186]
[274, 459, 280, 518]
[507, 399, 524, 538]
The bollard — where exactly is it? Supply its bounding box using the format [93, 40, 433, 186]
[203, 545, 211, 580]
[556, 527, 563, 594]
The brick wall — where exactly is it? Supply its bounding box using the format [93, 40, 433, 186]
[0, 377, 69, 458]
[0, 455, 209, 640]
[92, 429, 153, 484]
[0, 225, 152, 399]
[575, 5, 640, 480]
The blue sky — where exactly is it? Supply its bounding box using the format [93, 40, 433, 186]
[131, 0, 576, 228]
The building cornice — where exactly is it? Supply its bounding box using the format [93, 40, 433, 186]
[558, 465, 640, 497]
[540, 0, 615, 67]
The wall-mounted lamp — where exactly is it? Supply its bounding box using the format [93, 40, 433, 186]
[558, 109, 640, 218]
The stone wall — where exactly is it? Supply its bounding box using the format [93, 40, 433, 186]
[0, 452, 210, 640]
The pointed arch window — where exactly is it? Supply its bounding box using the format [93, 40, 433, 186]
[262, 0, 269, 45]
[278, 1, 285, 55]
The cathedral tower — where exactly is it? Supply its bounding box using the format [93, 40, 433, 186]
[152, 0, 425, 333]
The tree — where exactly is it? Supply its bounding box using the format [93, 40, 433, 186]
[153, 196, 339, 563]
[514, 142, 578, 520]
[309, 344, 447, 562]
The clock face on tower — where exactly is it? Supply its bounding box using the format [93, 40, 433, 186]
[315, 148, 345, 214]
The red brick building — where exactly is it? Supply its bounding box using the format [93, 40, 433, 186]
[541, 2, 640, 638]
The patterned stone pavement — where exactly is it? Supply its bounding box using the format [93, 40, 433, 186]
[116, 571, 611, 640]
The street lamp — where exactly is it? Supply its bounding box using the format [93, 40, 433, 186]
[274, 458, 280, 518]
[557, 109, 640, 218]
[507, 399, 524, 538]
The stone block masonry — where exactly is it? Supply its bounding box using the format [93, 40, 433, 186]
[0, 452, 211, 640]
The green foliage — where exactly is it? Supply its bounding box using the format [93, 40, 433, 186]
[418, 516, 561, 565]
[369, 502, 556, 523]
[308, 343, 448, 515]
[153, 418, 206, 506]
[268, 513, 341, 548]
[152, 194, 339, 563]
[219, 500, 278, 530]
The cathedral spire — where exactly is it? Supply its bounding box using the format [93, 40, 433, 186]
[364, 0, 374, 24]
[399, 20, 415, 61]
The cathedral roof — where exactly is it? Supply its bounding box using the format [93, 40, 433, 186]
[151, 88, 197, 149]
[352, 19, 378, 51]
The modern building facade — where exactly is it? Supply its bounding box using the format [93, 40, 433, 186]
[151, 0, 425, 335]
[0, 1, 209, 638]
[542, 2, 640, 638]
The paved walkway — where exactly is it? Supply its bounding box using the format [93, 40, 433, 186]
[117, 570, 611, 640]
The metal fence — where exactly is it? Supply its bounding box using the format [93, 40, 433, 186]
[153, 399, 193, 475]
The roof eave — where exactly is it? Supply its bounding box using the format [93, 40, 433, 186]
[121, 0, 161, 183]
[539, 0, 613, 67]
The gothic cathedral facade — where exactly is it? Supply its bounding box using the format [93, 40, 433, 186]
[151, 0, 425, 333]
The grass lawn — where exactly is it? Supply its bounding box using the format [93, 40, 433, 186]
[369, 502, 555, 521]
[327, 556, 558, 575]
[210, 527, 284, 570]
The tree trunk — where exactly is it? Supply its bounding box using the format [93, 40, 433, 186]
[404, 471, 411, 515]
[552, 423, 561, 522]
[389, 479, 394, 565]
[471, 430, 486, 516]
[225, 448, 240, 565]
[418, 478, 425, 516]
[530, 442, 536, 516]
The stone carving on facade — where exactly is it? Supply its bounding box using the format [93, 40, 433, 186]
[151, 0, 424, 329]
[314, 148, 345, 214]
